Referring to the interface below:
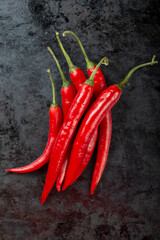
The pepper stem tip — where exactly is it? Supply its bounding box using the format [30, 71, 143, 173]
[102, 57, 109, 66]
[151, 55, 158, 65]
[47, 46, 51, 51]
[47, 68, 57, 106]
[46, 69, 51, 74]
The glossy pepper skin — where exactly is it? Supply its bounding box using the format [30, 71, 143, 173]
[56, 84, 77, 191]
[70, 68, 87, 91]
[61, 85, 77, 117]
[66, 125, 98, 186]
[41, 57, 108, 204]
[47, 47, 77, 192]
[62, 31, 112, 191]
[6, 71, 62, 173]
[56, 149, 70, 192]
[62, 55, 158, 191]
[56, 77, 77, 192]
[90, 112, 112, 193]
[88, 66, 112, 194]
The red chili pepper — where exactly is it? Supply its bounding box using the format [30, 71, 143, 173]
[62, 56, 158, 192]
[88, 69, 112, 195]
[6, 70, 62, 173]
[62, 31, 112, 191]
[47, 47, 76, 191]
[41, 57, 108, 204]
[90, 113, 112, 194]
[56, 31, 99, 184]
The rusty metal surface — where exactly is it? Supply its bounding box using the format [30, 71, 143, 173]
[0, 0, 160, 239]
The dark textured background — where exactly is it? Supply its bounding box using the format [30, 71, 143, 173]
[0, 0, 160, 239]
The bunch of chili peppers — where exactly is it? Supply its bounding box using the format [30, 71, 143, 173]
[6, 31, 158, 205]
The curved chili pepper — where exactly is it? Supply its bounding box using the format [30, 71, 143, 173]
[62, 31, 112, 191]
[91, 113, 112, 194]
[41, 57, 108, 204]
[47, 47, 76, 191]
[62, 56, 158, 191]
[56, 31, 99, 185]
[6, 70, 63, 173]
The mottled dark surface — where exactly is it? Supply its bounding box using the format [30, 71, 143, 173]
[0, 0, 160, 239]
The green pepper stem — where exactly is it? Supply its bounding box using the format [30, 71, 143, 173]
[63, 30, 96, 70]
[117, 55, 158, 89]
[46, 69, 57, 107]
[47, 47, 70, 88]
[85, 57, 109, 86]
[55, 32, 79, 73]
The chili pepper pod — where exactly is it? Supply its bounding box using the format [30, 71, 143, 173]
[41, 57, 108, 204]
[6, 70, 63, 173]
[62, 56, 158, 192]
[62, 31, 112, 190]
[47, 47, 77, 191]
[56, 31, 99, 186]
